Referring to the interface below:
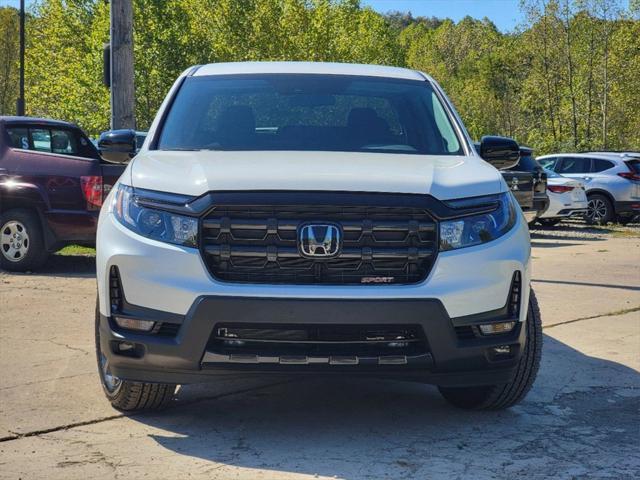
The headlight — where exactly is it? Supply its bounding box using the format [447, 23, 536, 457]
[111, 184, 198, 247]
[439, 192, 517, 251]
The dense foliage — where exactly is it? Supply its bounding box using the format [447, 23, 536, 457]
[0, 0, 638, 154]
[0, 5, 20, 115]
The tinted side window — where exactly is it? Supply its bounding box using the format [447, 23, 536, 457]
[592, 159, 614, 172]
[75, 131, 100, 159]
[5, 126, 97, 159]
[627, 160, 640, 174]
[6, 128, 29, 149]
[557, 157, 591, 174]
[51, 129, 78, 155]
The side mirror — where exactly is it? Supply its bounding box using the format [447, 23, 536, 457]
[479, 135, 520, 170]
[98, 129, 136, 163]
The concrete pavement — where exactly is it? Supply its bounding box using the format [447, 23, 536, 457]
[1, 225, 638, 479]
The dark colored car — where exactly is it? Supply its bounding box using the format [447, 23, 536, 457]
[0, 116, 126, 271]
[475, 142, 537, 222]
[505, 146, 549, 225]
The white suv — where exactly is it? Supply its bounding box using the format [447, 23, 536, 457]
[95, 62, 541, 412]
[538, 152, 640, 224]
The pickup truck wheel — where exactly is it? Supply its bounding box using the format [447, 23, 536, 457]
[586, 194, 613, 225]
[0, 209, 49, 272]
[438, 289, 542, 410]
[95, 298, 176, 411]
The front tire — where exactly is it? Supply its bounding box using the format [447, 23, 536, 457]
[0, 209, 49, 272]
[95, 299, 176, 411]
[438, 289, 542, 410]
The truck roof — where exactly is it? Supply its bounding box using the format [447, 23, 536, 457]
[0, 116, 77, 128]
[192, 61, 429, 82]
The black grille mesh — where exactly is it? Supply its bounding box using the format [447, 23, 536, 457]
[201, 203, 438, 285]
[209, 323, 428, 357]
[109, 266, 123, 313]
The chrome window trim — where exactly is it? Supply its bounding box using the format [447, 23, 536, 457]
[9, 147, 97, 163]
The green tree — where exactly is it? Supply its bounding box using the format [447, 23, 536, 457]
[4, 0, 638, 152]
[25, 0, 110, 134]
[0, 6, 20, 115]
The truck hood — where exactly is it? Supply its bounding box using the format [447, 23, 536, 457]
[129, 150, 504, 200]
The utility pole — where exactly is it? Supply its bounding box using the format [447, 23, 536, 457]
[16, 0, 25, 116]
[109, 0, 136, 130]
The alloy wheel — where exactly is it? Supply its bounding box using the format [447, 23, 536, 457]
[1, 220, 30, 262]
[587, 198, 608, 223]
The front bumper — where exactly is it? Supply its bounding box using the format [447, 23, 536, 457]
[100, 294, 526, 386]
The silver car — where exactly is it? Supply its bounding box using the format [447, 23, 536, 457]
[537, 152, 640, 224]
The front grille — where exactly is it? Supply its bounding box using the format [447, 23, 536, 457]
[201, 202, 437, 285]
[208, 323, 429, 359]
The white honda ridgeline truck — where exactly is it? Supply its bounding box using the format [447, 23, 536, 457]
[96, 62, 541, 411]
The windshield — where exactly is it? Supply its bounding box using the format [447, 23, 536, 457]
[157, 74, 464, 155]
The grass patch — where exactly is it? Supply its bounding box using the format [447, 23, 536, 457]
[56, 245, 96, 256]
[611, 229, 640, 239]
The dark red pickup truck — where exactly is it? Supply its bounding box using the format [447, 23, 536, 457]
[0, 116, 126, 271]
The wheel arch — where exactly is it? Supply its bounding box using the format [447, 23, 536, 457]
[586, 188, 616, 209]
[0, 192, 59, 251]
[0, 182, 49, 214]
[587, 188, 615, 204]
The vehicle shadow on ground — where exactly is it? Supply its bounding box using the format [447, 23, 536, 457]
[0, 254, 96, 278]
[129, 335, 640, 478]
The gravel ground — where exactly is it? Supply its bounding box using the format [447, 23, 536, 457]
[530, 217, 640, 239]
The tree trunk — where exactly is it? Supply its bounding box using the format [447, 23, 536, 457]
[601, 22, 609, 149]
[561, 1, 579, 149]
[110, 0, 136, 130]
